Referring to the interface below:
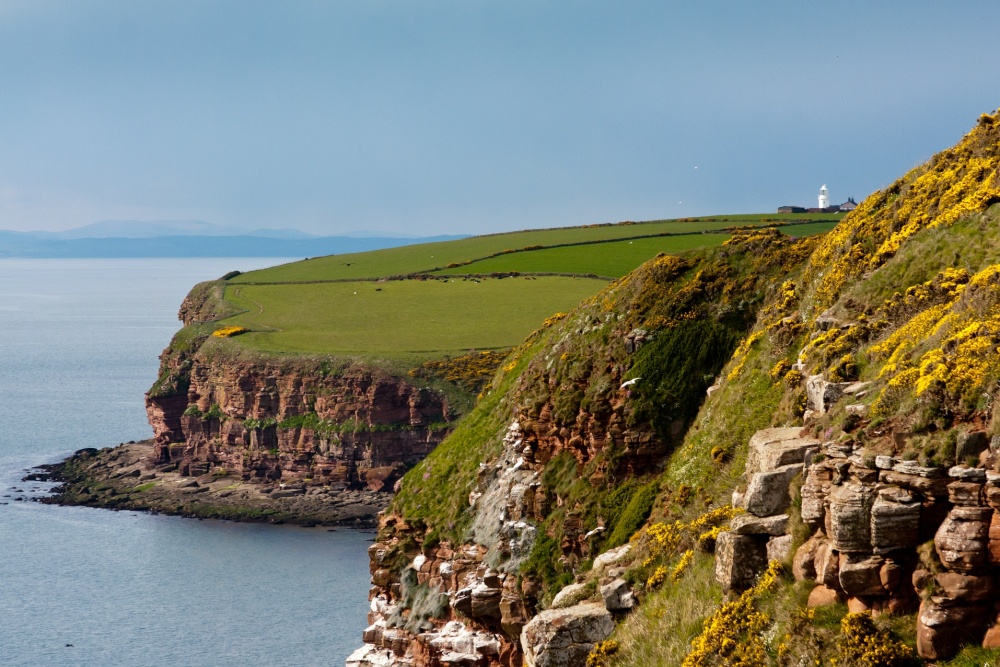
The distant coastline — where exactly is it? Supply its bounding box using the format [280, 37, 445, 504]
[0, 232, 468, 258]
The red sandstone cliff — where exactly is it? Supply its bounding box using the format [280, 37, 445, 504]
[145, 281, 453, 493]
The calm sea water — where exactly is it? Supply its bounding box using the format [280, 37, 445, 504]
[0, 259, 373, 667]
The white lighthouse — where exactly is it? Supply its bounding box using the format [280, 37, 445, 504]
[818, 184, 830, 210]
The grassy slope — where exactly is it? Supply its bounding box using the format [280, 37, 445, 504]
[606, 111, 1000, 666]
[384, 229, 820, 587]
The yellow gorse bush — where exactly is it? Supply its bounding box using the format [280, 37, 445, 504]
[727, 331, 764, 381]
[836, 612, 914, 667]
[647, 564, 669, 589]
[641, 506, 742, 591]
[869, 262, 1000, 414]
[670, 550, 694, 582]
[806, 109, 1000, 309]
[586, 639, 619, 667]
[645, 505, 742, 560]
[212, 325, 248, 338]
[409, 349, 508, 393]
[681, 561, 783, 667]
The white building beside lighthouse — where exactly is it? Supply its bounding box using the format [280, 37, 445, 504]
[818, 184, 830, 210]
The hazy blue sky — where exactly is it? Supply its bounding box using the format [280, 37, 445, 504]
[1, 1, 998, 236]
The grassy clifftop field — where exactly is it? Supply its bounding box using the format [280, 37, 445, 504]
[182, 215, 836, 380]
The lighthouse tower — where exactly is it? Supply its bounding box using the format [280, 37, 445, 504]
[818, 185, 830, 210]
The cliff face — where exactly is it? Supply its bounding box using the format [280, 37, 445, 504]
[349, 230, 819, 666]
[350, 110, 1000, 667]
[145, 291, 452, 494]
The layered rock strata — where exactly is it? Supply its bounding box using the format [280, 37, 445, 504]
[719, 423, 1000, 661]
[716, 427, 819, 590]
[147, 353, 450, 492]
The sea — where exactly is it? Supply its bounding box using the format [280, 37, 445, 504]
[0, 258, 372, 667]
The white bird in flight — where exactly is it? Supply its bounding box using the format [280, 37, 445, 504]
[620, 378, 641, 389]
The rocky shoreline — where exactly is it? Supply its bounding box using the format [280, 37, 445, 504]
[32, 440, 391, 528]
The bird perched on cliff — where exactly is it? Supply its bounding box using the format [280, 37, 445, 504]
[620, 378, 640, 389]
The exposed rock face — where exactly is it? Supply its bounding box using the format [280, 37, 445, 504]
[760, 437, 1000, 661]
[746, 427, 820, 474]
[354, 399, 677, 666]
[917, 600, 991, 660]
[804, 375, 848, 414]
[838, 554, 885, 597]
[766, 534, 794, 563]
[870, 487, 921, 552]
[599, 579, 636, 612]
[743, 464, 801, 517]
[549, 583, 589, 610]
[146, 345, 450, 492]
[793, 532, 824, 581]
[520, 602, 613, 667]
[592, 544, 631, 572]
[355, 421, 549, 667]
[827, 481, 874, 552]
[361, 537, 514, 667]
[935, 506, 992, 572]
[731, 513, 789, 536]
[715, 531, 768, 590]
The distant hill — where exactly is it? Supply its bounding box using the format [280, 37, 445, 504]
[0, 230, 467, 258]
[33, 219, 317, 240]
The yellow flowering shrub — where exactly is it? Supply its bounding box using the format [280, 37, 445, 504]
[836, 612, 914, 667]
[647, 520, 685, 557]
[671, 550, 694, 582]
[870, 303, 951, 373]
[408, 349, 509, 393]
[586, 639, 619, 667]
[697, 525, 725, 551]
[782, 368, 803, 386]
[542, 312, 569, 328]
[867, 263, 1000, 414]
[641, 506, 741, 585]
[688, 505, 742, 534]
[805, 109, 1000, 309]
[681, 561, 783, 667]
[647, 565, 669, 589]
[769, 359, 792, 381]
[775, 607, 824, 666]
[212, 325, 248, 338]
[727, 331, 764, 381]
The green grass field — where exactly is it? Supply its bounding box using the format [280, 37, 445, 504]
[433, 234, 732, 277]
[229, 214, 841, 284]
[210, 214, 840, 363]
[220, 276, 605, 359]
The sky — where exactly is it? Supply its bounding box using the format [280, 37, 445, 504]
[0, 1, 998, 237]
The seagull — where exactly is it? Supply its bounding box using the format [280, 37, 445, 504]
[620, 378, 640, 389]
